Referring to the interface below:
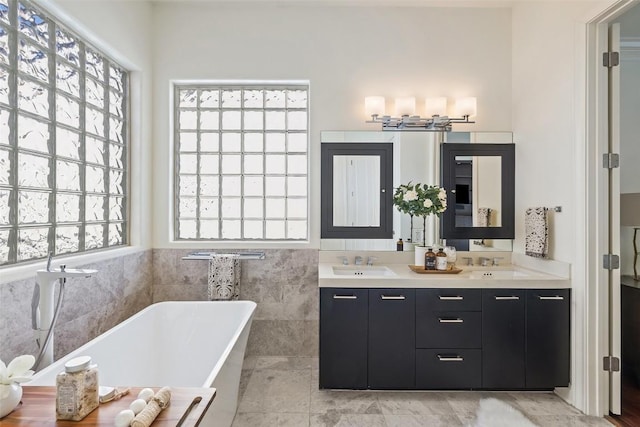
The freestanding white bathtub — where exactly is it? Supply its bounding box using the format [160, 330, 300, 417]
[29, 301, 256, 427]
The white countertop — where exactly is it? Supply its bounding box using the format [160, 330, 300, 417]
[318, 263, 570, 289]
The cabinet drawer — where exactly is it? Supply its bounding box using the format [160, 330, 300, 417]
[416, 349, 481, 389]
[416, 311, 481, 349]
[417, 289, 481, 312]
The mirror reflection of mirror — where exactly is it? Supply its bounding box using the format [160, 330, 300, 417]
[454, 155, 502, 228]
[333, 155, 381, 227]
[320, 131, 513, 252]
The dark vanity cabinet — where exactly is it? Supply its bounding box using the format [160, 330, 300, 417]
[320, 286, 570, 391]
[526, 289, 570, 388]
[482, 289, 570, 390]
[319, 288, 368, 389]
[482, 289, 526, 389]
[368, 289, 415, 389]
[416, 289, 482, 389]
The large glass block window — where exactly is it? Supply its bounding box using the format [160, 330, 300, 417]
[174, 84, 308, 240]
[0, 0, 128, 265]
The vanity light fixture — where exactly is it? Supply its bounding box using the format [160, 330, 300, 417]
[365, 96, 476, 131]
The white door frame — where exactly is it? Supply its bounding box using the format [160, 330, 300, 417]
[584, 0, 639, 417]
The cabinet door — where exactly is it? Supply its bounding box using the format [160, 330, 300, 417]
[368, 288, 415, 389]
[482, 289, 526, 389]
[526, 289, 570, 388]
[320, 288, 368, 389]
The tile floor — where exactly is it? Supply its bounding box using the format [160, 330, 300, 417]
[232, 356, 612, 427]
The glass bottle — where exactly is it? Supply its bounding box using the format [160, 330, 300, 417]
[436, 248, 448, 271]
[56, 356, 99, 421]
[424, 247, 437, 270]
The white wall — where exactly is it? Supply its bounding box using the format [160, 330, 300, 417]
[49, 0, 155, 251]
[151, 2, 513, 248]
[511, 0, 617, 414]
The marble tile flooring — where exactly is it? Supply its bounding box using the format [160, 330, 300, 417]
[232, 357, 612, 427]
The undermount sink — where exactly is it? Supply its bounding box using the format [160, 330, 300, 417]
[468, 270, 532, 279]
[332, 265, 397, 277]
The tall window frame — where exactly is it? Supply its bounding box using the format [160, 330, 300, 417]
[174, 83, 309, 241]
[0, 0, 129, 266]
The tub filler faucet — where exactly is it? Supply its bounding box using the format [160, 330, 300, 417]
[32, 253, 97, 370]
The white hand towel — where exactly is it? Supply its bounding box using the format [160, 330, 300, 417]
[525, 207, 548, 258]
[208, 254, 241, 300]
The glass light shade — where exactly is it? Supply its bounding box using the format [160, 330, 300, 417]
[455, 97, 477, 117]
[395, 97, 416, 116]
[424, 97, 448, 117]
[365, 96, 385, 117]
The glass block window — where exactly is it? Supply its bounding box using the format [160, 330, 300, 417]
[0, 0, 128, 265]
[174, 84, 309, 241]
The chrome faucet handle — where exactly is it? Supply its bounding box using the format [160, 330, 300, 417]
[354, 256, 363, 266]
[492, 257, 504, 266]
[337, 256, 348, 265]
[367, 256, 377, 266]
[462, 257, 473, 266]
[479, 257, 490, 267]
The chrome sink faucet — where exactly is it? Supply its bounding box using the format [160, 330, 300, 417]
[354, 256, 363, 266]
[337, 256, 348, 265]
[479, 257, 490, 267]
[492, 257, 504, 266]
[367, 256, 377, 266]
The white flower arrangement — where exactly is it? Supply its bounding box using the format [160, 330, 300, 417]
[0, 355, 35, 395]
[393, 182, 448, 246]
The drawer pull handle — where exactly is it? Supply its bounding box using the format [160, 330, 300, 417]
[438, 318, 464, 323]
[437, 355, 464, 362]
[381, 295, 405, 300]
[495, 296, 520, 300]
[538, 296, 564, 300]
[439, 296, 463, 300]
[333, 295, 357, 300]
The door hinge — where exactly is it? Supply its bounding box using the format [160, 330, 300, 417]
[603, 254, 620, 270]
[603, 356, 620, 372]
[603, 51, 620, 67]
[603, 153, 620, 169]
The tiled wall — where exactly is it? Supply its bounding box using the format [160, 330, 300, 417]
[0, 250, 153, 363]
[153, 249, 319, 357]
[1, 248, 318, 364]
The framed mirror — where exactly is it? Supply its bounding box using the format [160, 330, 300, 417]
[440, 143, 515, 240]
[319, 131, 514, 252]
[321, 143, 393, 239]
